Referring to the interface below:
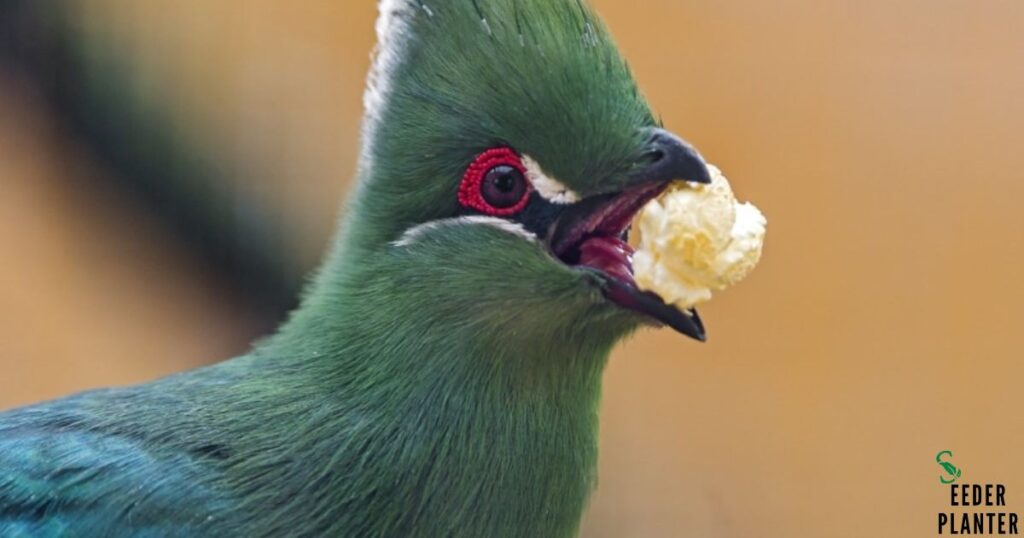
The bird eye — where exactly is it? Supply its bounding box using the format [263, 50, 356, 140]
[481, 165, 528, 209]
[458, 147, 532, 216]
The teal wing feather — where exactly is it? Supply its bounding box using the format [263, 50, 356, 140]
[0, 399, 235, 537]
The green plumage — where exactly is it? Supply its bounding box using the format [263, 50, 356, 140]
[0, 1, 665, 536]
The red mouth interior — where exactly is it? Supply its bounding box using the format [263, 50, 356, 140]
[551, 182, 668, 286]
[579, 237, 635, 284]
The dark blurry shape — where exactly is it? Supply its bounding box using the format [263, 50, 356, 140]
[0, 1, 28, 66]
[0, 0, 302, 323]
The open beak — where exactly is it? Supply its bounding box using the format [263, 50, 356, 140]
[545, 128, 711, 341]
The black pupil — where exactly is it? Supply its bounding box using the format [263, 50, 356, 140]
[481, 165, 526, 209]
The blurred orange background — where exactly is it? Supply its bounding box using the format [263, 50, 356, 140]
[2, 1, 1023, 536]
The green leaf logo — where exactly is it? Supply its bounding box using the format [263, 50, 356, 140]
[937, 450, 962, 484]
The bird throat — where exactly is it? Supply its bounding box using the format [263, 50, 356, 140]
[249, 273, 622, 537]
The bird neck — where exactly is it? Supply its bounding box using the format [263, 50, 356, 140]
[261, 254, 621, 402]
[232, 242, 625, 536]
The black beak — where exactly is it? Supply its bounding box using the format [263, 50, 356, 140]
[608, 127, 709, 341]
[632, 128, 712, 186]
[604, 278, 707, 341]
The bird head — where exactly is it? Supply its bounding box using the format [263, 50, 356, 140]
[317, 0, 711, 355]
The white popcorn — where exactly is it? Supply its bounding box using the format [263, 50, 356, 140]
[632, 165, 766, 310]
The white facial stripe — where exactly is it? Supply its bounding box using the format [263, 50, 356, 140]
[522, 155, 580, 205]
[392, 216, 538, 248]
[361, 1, 417, 174]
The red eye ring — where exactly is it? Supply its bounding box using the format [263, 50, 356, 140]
[458, 147, 533, 217]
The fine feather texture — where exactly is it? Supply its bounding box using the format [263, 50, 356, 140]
[1, 1, 663, 536]
[0, 399, 236, 537]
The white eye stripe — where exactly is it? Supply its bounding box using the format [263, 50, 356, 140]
[392, 216, 538, 248]
[521, 156, 581, 205]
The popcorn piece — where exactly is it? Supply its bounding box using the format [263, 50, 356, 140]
[632, 165, 766, 310]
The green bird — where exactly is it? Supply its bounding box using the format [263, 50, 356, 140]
[0, 0, 715, 536]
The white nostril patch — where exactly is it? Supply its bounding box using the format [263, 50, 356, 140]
[521, 155, 580, 205]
